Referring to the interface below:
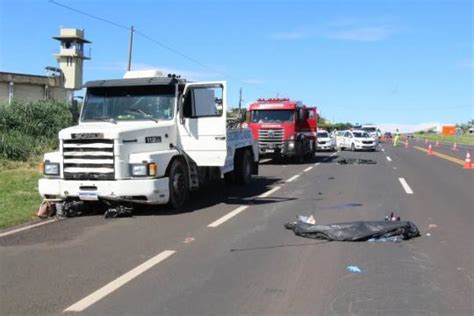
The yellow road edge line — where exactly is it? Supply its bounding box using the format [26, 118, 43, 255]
[413, 146, 472, 168]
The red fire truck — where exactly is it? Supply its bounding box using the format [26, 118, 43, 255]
[247, 98, 317, 161]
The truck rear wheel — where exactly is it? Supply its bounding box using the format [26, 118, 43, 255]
[168, 159, 189, 209]
[234, 149, 252, 185]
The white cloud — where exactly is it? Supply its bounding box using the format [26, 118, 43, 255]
[326, 25, 395, 42]
[458, 60, 474, 68]
[270, 18, 397, 42]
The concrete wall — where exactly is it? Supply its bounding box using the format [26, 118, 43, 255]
[0, 72, 68, 104]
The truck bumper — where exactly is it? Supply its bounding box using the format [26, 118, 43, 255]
[38, 177, 170, 204]
[259, 141, 296, 157]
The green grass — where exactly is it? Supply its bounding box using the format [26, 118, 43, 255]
[0, 163, 43, 229]
[414, 133, 474, 145]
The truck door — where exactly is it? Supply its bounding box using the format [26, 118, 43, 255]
[178, 82, 227, 166]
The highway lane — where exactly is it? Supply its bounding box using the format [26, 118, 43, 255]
[1, 147, 473, 315]
[0, 156, 318, 316]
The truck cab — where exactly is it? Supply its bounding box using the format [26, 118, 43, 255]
[39, 71, 258, 209]
[247, 98, 317, 161]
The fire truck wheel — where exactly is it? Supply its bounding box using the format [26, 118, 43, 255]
[224, 171, 235, 185]
[168, 159, 190, 209]
[235, 149, 252, 185]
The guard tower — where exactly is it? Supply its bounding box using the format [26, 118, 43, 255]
[53, 28, 91, 90]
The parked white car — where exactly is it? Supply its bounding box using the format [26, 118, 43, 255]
[335, 130, 346, 149]
[316, 130, 336, 151]
[339, 130, 377, 151]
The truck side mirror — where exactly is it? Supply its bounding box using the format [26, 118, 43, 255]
[298, 108, 306, 122]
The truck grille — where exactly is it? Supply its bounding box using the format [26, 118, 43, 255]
[63, 139, 115, 180]
[258, 128, 284, 147]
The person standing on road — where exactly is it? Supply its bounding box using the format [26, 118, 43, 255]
[393, 129, 400, 146]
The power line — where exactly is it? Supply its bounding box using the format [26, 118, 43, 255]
[48, 0, 289, 99]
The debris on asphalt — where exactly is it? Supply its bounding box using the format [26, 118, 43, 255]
[318, 192, 323, 195]
[285, 218, 420, 241]
[37, 200, 55, 218]
[385, 212, 401, 221]
[428, 224, 438, 229]
[337, 158, 377, 165]
[426, 233, 431, 237]
[328, 176, 335, 180]
[183, 236, 195, 244]
[59, 201, 88, 218]
[346, 265, 362, 273]
[368, 236, 401, 243]
[104, 205, 133, 218]
[297, 215, 316, 225]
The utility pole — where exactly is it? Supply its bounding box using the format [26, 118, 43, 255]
[127, 25, 134, 71]
[238, 87, 243, 122]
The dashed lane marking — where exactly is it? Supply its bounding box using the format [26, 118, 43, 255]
[258, 186, 281, 198]
[0, 219, 58, 238]
[286, 174, 300, 183]
[398, 178, 414, 194]
[260, 158, 272, 163]
[207, 206, 249, 228]
[386, 156, 392, 162]
[64, 250, 176, 312]
[303, 166, 313, 172]
[381, 148, 385, 152]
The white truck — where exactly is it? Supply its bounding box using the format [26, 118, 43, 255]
[39, 71, 259, 209]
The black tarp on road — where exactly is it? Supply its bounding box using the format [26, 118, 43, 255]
[285, 220, 420, 241]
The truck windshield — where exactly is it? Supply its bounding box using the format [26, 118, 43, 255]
[250, 110, 294, 123]
[82, 85, 175, 122]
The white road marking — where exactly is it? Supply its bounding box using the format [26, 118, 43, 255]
[207, 205, 249, 228]
[386, 156, 392, 162]
[381, 148, 385, 152]
[0, 219, 57, 238]
[286, 174, 300, 183]
[258, 186, 281, 198]
[314, 162, 321, 166]
[303, 166, 313, 172]
[64, 250, 176, 312]
[330, 152, 338, 157]
[260, 158, 272, 163]
[398, 178, 414, 194]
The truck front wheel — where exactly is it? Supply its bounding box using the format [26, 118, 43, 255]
[168, 159, 190, 209]
[234, 149, 252, 185]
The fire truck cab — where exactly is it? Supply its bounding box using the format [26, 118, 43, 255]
[247, 98, 317, 161]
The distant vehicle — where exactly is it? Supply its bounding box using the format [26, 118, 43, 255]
[384, 132, 392, 139]
[361, 124, 380, 139]
[340, 130, 377, 151]
[316, 129, 336, 151]
[247, 98, 318, 161]
[335, 130, 346, 148]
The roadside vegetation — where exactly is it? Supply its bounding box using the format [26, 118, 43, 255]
[413, 133, 474, 145]
[414, 120, 474, 145]
[0, 100, 73, 228]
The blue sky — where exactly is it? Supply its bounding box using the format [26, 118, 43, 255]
[0, 0, 472, 125]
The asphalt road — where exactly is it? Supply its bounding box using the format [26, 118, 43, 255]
[1, 144, 473, 316]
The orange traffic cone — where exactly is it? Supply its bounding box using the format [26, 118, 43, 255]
[428, 144, 433, 155]
[435, 140, 439, 147]
[405, 139, 409, 148]
[464, 152, 472, 169]
[452, 142, 458, 151]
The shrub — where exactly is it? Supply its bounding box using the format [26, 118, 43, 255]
[0, 100, 73, 161]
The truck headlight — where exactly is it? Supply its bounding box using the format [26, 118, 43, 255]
[130, 163, 157, 177]
[44, 162, 60, 175]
